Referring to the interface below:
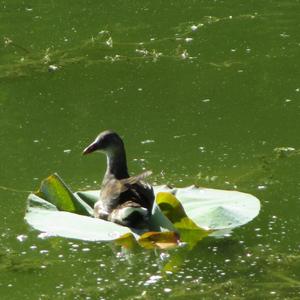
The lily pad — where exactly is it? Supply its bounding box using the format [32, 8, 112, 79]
[25, 194, 131, 241]
[156, 192, 212, 247]
[174, 185, 260, 230]
[37, 173, 93, 216]
[138, 231, 179, 249]
[25, 174, 261, 245]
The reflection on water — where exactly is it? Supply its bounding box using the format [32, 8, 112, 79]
[0, 0, 300, 299]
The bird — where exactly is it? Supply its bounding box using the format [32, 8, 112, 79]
[83, 130, 154, 229]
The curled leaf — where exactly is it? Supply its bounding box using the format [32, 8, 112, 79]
[156, 192, 212, 247]
[138, 231, 179, 249]
[114, 233, 138, 250]
[37, 173, 93, 216]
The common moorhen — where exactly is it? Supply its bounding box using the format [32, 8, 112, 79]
[83, 130, 154, 229]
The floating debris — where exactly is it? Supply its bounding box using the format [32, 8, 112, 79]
[38, 232, 53, 239]
[273, 147, 296, 158]
[1, 14, 257, 79]
[144, 275, 162, 286]
[181, 49, 189, 59]
[136, 49, 149, 56]
[279, 32, 290, 38]
[4, 36, 13, 46]
[105, 37, 113, 48]
[98, 30, 110, 35]
[48, 64, 59, 72]
[141, 139, 155, 144]
[198, 146, 206, 153]
[104, 55, 121, 62]
[257, 185, 267, 190]
[16, 234, 28, 242]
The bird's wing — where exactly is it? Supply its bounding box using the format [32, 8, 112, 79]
[120, 170, 152, 189]
[100, 171, 154, 212]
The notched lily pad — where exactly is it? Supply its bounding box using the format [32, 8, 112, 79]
[174, 186, 260, 230]
[24, 174, 261, 248]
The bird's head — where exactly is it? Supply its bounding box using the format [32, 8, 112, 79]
[83, 130, 124, 155]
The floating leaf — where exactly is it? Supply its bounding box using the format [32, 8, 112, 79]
[173, 186, 260, 231]
[156, 192, 202, 229]
[114, 233, 138, 250]
[24, 174, 261, 246]
[149, 202, 176, 232]
[76, 190, 98, 208]
[37, 173, 93, 216]
[156, 192, 212, 247]
[138, 231, 179, 249]
[25, 193, 131, 241]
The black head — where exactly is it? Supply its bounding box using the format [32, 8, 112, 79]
[83, 130, 124, 155]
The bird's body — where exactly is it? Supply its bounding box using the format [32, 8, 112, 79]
[83, 130, 154, 229]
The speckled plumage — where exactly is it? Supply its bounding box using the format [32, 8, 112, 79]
[83, 130, 154, 228]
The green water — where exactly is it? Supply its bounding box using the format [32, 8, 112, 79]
[1, 0, 300, 299]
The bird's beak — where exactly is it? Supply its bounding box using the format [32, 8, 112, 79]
[82, 141, 98, 155]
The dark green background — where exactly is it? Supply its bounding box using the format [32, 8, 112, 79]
[1, 1, 299, 299]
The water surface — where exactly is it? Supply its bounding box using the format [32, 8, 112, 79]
[1, 1, 300, 299]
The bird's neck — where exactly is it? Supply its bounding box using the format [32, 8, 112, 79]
[104, 146, 129, 182]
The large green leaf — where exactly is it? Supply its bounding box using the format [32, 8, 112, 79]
[24, 175, 260, 244]
[173, 185, 260, 230]
[25, 193, 131, 241]
[75, 190, 98, 208]
[37, 173, 93, 216]
[152, 185, 260, 238]
[25, 180, 174, 242]
[156, 192, 212, 247]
